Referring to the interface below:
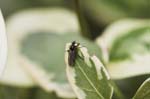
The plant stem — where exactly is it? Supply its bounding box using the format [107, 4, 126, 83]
[110, 80, 126, 99]
[73, 0, 92, 39]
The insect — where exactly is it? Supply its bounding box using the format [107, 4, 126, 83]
[68, 41, 80, 66]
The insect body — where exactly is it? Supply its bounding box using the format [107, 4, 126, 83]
[68, 41, 80, 66]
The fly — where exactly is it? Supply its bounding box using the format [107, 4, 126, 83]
[68, 41, 80, 67]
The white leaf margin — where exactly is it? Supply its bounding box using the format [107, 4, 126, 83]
[65, 43, 113, 99]
[0, 10, 7, 76]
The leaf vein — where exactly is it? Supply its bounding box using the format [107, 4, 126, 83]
[76, 61, 105, 99]
[81, 87, 96, 92]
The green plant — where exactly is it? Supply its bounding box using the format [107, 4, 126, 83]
[0, 0, 150, 99]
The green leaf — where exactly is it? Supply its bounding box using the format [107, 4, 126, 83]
[133, 78, 150, 99]
[97, 19, 150, 79]
[65, 43, 113, 99]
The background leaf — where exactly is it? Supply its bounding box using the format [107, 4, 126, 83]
[81, 0, 150, 25]
[0, 85, 71, 99]
[0, 10, 7, 76]
[0, 8, 79, 99]
[97, 19, 150, 79]
[65, 43, 113, 99]
[133, 78, 150, 99]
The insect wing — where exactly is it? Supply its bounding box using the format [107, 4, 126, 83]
[68, 50, 76, 66]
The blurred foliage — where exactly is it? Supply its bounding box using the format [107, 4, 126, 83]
[110, 26, 150, 61]
[33, 89, 70, 99]
[81, 0, 150, 24]
[1, 0, 149, 38]
[0, 85, 33, 99]
[0, 85, 73, 99]
[0, 0, 68, 17]
[115, 75, 150, 98]
[96, 19, 150, 79]
[0, 0, 150, 99]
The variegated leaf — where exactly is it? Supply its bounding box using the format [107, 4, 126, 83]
[65, 43, 113, 99]
[133, 78, 150, 99]
[97, 19, 150, 79]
